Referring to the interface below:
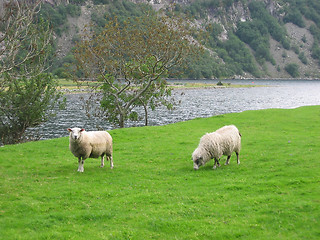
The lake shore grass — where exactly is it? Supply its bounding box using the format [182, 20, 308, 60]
[1, 106, 320, 239]
[169, 82, 264, 89]
[57, 79, 264, 93]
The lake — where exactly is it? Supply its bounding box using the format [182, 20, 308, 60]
[28, 79, 320, 139]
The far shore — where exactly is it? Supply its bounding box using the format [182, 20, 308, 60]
[58, 79, 268, 93]
[168, 82, 266, 89]
[58, 77, 320, 93]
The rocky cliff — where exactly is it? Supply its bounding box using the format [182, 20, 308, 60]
[53, 0, 320, 79]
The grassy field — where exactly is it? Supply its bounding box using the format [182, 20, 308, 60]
[1, 106, 319, 239]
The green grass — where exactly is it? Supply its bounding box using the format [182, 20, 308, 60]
[1, 106, 320, 239]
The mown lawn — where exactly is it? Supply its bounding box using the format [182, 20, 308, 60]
[1, 106, 319, 239]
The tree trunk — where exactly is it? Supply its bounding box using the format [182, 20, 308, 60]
[143, 103, 148, 126]
[119, 113, 125, 128]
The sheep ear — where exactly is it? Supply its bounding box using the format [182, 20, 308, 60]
[80, 128, 85, 132]
[67, 128, 72, 132]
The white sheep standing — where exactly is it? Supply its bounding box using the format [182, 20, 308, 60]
[192, 125, 241, 170]
[67, 128, 113, 172]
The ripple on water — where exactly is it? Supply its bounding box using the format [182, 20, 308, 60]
[28, 79, 320, 139]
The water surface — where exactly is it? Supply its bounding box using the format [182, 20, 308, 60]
[30, 79, 320, 139]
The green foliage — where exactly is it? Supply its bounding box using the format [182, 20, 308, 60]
[311, 43, 320, 61]
[217, 80, 223, 86]
[301, 34, 307, 43]
[249, 1, 290, 49]
[235, 1, 291, 66]
[284, 0, 320, 48]
[292, 45, 300, 54]
[91, 12, 107, 28]
[33, 0, 319, 78]
[92, 0, 110, 4]
[218, 34, 260, 77]
[283, 0, 320, 63]
[187, 23, 260, 79]
[74, 14, 196, 127]
[298, 52, 308, 65]
[0, 74, 64, 145]
[106, 0, 152, 22]
[90, 0, 152, 32]
[0, 2, 63, 144]
[309, 24, 320, 41]
[283, 8, 305, 28]
[39, 3, 81, 37]
[300, 0, 320, 28]
[309, 24, 320, 62]
[285, 63, 300, 77]
[183, 23, 230, 79]
[52, 54, 76, 78]
[236, 20, 275, 65]
[175, 0, 243, 19]
[183, 50, 228, 79]
[1, 106, 320, 238]
[70, 0, 87, 4]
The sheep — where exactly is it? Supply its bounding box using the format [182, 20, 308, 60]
[67, 128, 113, 172]
[192, 125, 241, 170]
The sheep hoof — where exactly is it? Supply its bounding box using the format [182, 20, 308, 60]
[100, 165, 104, 168]
[213, 166, 217, 170]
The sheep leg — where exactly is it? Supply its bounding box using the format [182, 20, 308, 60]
[77, 157, 84, 172]
[100, 155, 105, 168]
[236, 152, 240, 164]
[225, 156, 231, 165]
[109, 156, 114, 169]
[213, 158, 220, 169]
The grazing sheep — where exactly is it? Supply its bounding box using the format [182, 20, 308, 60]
[67, 128, 113, 172]
[192, 125, 241, 170]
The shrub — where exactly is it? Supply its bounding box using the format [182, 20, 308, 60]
[301, 34, 307, 43]
[248, 1, 290, 50]
[285, 63, 300, 77]
[298, 52, 308, 64]
[283, 9, 306, 28]
[0, 74, 64, 144]
[217, 81, 224, 86]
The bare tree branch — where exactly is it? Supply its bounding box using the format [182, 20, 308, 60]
[0, 0, 51, 77]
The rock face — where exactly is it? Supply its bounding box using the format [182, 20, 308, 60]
[53, 0, 320, 78]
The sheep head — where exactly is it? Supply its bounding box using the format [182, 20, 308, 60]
[67, 128, 85, 141]
[192, 148, 206, 170]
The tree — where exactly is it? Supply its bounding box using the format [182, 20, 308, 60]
[0, 0, 64, 144]
[73, 14, 197, 128]
[285, 63, 300, 78]
[0, 0, 51, 76]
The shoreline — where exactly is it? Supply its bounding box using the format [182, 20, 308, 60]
[58, 81, 267, 94]
[167, 77, 320, 81]
[168, 82, 267, 90]
[58, 77, 320, 93]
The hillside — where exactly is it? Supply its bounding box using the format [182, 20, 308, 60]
[43, 0, 320, 79]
